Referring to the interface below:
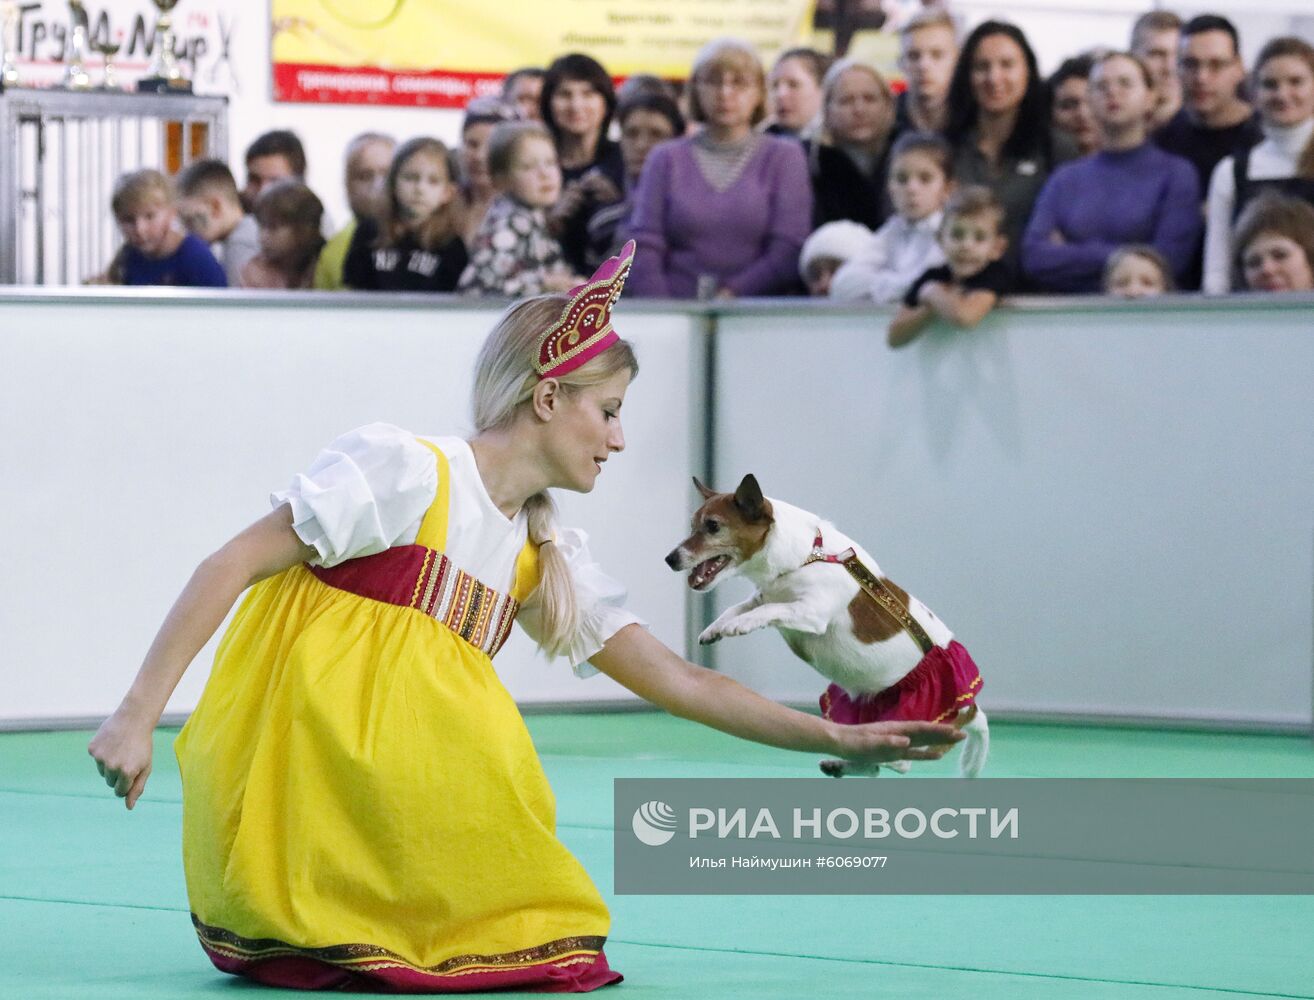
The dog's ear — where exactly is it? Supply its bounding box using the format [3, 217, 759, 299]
[733, 474, 771, 522]
[692, 476, 717, 500]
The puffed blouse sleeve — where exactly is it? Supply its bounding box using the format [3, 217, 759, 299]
[269, 422, 438, 568]
[518, 526, 648, 677]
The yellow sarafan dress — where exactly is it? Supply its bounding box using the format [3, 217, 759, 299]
[174, 436, 620, 992]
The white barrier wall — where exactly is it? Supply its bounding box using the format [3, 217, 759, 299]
[0, 291, 705, 725]
[706, 296, 1314, 730]
[4, 292, 1313, 731]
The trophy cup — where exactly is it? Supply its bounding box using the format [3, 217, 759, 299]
[137, 0, 192, 93]
[62, 0, 92, 90]
[94, 38, 122, 90]
[1, 2, 20, 89]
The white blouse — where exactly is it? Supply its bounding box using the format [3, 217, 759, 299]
[270, 422, 645, 673]
[829, 211, 946, 304]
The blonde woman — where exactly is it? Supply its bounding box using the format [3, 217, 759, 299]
[806, 58, 897, 229]
[88, 244, 961, 993]
[626, 37, 811, 298]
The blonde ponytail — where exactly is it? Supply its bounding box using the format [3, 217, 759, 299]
[522, 491, 578, 658]
[471, 293, 639, 658]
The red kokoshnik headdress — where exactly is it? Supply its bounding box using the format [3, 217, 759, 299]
[534, 240, 635, 380]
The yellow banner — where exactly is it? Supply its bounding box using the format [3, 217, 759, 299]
[272, 0, 816, 107]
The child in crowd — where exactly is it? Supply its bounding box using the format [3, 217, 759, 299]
[457, 98, 519, 247]
[1103, 246, 1174, 298]
[1233, 192, 1314, 293]
[830, 131, 951, 302]
[799, 220, 872, 296]
[239, 180, 325, 289]
[887, 185, 1012, 348]
[176, 159, 260, 285]
[107, 169, 227, 288]
[459, 121, 580, 296]
[343, 137, 468, 292]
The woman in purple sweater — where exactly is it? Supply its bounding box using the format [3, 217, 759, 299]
[1021, 51, 1201, 293]
[626, 38, 812, 298]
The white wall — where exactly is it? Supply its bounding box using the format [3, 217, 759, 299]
[706, 295, 1314, 729]
[2, 292, 1312, 730]
[0, 292, 704, 725]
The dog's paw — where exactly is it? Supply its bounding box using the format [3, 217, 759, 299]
[697, 626, 724, 646]
[706, 618, 757, 641]
[820, 759, 859, 778]
[821, 759, 890, 778]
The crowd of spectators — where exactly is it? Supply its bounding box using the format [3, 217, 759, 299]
[99, 7, 1314, 336]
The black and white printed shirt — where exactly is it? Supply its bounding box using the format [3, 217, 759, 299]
[343, 219, 469, 293]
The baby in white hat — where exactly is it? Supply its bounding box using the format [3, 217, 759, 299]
[799, 220, 874, 297]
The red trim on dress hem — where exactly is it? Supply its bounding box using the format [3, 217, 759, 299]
[202, 943, 622, 993]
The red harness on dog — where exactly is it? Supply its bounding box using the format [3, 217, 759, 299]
[805, 531, 982, 725]
[802, 531, 935, 653]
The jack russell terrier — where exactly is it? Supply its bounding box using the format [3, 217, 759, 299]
[666, 475, 987, 778]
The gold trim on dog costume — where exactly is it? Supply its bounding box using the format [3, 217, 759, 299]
[803, 531, 935, 654]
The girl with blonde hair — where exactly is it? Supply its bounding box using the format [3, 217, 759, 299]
[89, 244, 960, 993]
[460, 120, 580, 296]
[107, 168, 228, 287]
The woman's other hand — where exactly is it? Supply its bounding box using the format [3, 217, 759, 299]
[88, 709, 156, 809]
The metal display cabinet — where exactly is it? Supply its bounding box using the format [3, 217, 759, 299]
[0, 87, 227, 285]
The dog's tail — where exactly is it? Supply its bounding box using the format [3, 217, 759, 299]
[958, 706, 989, 779]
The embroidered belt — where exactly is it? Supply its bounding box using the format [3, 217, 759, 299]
[309, 544, 520, 659]
[411, 549, 520, 657]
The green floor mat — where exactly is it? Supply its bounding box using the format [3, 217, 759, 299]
[3, 717, 1311, 999]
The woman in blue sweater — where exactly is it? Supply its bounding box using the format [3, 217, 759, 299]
[1021, 52, 1201, 293]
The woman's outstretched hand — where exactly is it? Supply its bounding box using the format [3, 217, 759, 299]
[88, 710, 155, 809]
[832, 720, 964, 764]
[589, 627, 971, 764]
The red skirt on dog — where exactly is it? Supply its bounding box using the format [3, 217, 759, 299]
[820, 640, 982, 725]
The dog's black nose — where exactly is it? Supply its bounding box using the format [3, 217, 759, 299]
[664, 550, 681, 570]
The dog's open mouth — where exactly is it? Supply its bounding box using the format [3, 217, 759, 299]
[688, 555, 731, 591]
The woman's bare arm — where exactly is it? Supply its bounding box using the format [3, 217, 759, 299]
[88, 505, 313, 808]
[589, 625, 962, 763]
